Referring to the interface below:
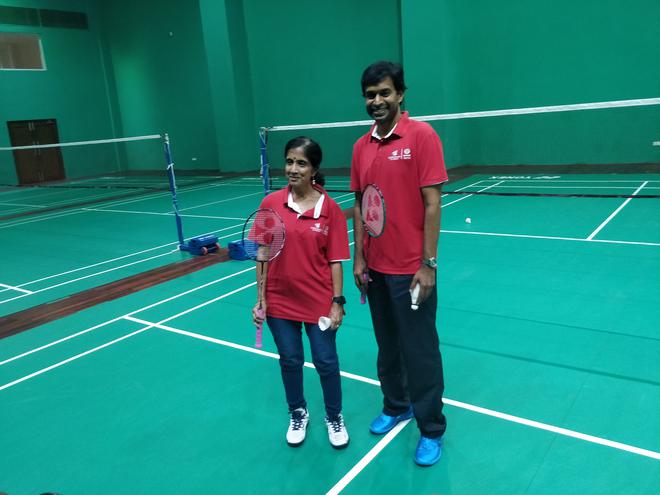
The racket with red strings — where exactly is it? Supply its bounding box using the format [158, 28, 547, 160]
[241, 208, 286, 347]
[359, 183, 386, 303]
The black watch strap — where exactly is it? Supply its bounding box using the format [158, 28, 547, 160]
[332, 295, 346, 305]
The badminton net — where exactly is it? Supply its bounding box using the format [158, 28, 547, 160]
[257, 97, 660, 199]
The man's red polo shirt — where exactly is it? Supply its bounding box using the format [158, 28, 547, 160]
[350, 112, 448, 274]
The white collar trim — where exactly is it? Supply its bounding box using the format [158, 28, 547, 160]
[288, 191, 325, 219]
[371, 122, 398, 140]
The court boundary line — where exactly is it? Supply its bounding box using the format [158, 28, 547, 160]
[0, 267, 255, 366]
[127, 319, 660, 460]
[2, 274, 658, 493]
[0, 283, 33, 294]
[0, 221, 248, 301]
[587, 182, 648, 240]
[441, 230, 660, 247]
[326, 419, 412, 495]
[0, 249, 179, 305]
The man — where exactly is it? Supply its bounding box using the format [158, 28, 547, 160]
[350, 61, 448, 466]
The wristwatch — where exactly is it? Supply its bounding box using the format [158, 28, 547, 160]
[422, 257, 438, 269]
[332, 295, 346, 305]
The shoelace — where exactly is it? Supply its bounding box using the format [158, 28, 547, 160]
[290, 412, 305, 430]
[327, 417, 344, 433]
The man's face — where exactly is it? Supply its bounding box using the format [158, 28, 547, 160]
[364, 76, 403, 126]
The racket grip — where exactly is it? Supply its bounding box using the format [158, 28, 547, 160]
[255, 309, 265, 348]
[360, 272, 368, 305]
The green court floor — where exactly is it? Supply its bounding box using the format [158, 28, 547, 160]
[1, 174, 659, 494]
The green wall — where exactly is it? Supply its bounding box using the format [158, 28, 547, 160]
[2, 0, 658, 183]
[98, 0, 218, 172]
[0, 0, 119, 184]
[402, 0, 660, 166]
[199, 0, 401, 173]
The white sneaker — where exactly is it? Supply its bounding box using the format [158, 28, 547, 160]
[286, 408, 309, 447]
[325, 414, 349, 449]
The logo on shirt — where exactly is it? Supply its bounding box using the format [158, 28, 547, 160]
[388, 148, 412, 161]
[310, 222, 329, 236]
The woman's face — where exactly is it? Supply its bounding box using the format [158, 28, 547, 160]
[285, 146, 315, 187]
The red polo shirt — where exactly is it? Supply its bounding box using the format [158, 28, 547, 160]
[259, 185, 350, 323]
[350, 112, 448, 274]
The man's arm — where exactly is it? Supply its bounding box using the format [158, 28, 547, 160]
[411, 184, 442, 303]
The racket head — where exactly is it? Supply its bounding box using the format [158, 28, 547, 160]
[241, 208, 286, 262]
[361, 183, 386, 237]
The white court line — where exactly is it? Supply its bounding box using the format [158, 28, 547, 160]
[587, 182, 649, 240]
[0, 209, 87, 230]
[81, 207, 246, 221]
[443, 181, 504, 207]
[481, 179, 660, 184]
[2, 273, 658, 493]
[0, 250, 178, 305]
[0, 267, 256, 366]
[0, 283, 33, 294]
[72, 180, 229, 211]
[179, 191, 264, 212]
[0, 190, 134, 215]
[0, 202, 45, 208]
[0, 220, 244, 293]
[471, 185, 655, 190]
[442, 397, 660, 460]
[327, 419, 412, 495]
[118, 317, 660, 465]
[0, 282, 259, 387]
[4, 242, 182, 290]
[441, 229, 660, 247]
[0, 328, 150, 392]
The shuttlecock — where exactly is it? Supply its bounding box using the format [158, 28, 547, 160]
[410, 284, 420, 310]
[465, 217, 472, 224]
[318, 316, 332, 331]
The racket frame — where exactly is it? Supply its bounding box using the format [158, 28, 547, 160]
[361, 183, 386, 238]
[241, 208, 286, 347]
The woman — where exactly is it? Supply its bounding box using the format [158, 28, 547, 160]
[252, 136, 350, 449]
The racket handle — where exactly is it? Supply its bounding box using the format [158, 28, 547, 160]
[360, 272, 368, 305]
[255, 309, 265, 348]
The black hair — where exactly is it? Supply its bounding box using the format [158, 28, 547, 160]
[284, 136, 325, 186]
[361, 61, 407, 96]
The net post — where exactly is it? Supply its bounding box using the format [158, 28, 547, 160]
[259, 127, 270, 195]
[163, 133, 185, 247]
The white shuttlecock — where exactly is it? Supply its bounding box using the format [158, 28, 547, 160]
[410, 284, 420, 310]
[465, 217, 472, 224]
[318, 316, 332, 331]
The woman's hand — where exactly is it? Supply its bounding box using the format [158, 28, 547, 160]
[252, 301, 267, 326]
[329, 303, 345, 330]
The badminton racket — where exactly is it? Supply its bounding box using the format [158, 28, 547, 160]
[359, 183, 386, 303]
[241, 208, 286, 347]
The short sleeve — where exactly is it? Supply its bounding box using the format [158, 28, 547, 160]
[326, 200, 350, 262]
[416, 125, 448, 187]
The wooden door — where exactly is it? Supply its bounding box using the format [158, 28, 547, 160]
[7, 119, 65, 184]
[7, 121, 40, 184]
[34, 120, 65, 182]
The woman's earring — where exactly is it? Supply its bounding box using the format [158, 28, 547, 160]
[312, 176, 316, 185]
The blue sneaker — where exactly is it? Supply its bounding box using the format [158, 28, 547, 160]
[369, 407, 414, 435]
[414, 435, 443, 466]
